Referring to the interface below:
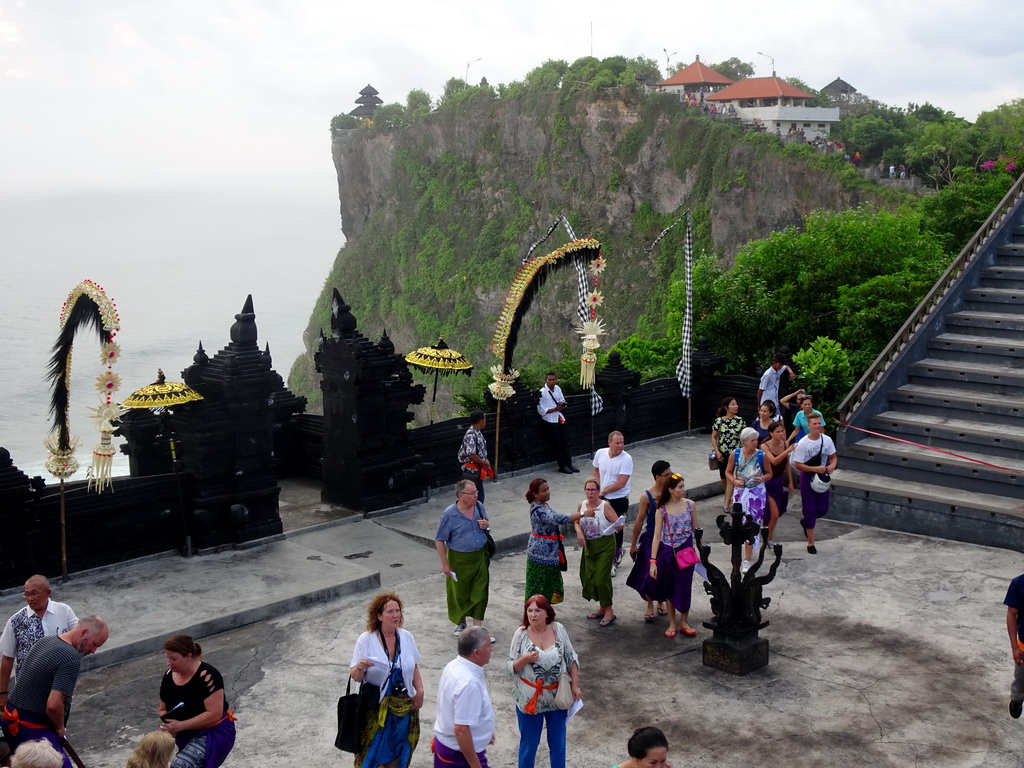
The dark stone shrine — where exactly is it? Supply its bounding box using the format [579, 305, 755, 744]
[316, 289, 429, 511]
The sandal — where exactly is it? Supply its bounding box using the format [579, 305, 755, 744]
[599, 616, 617, 627]
[644, 613, 655, 623]
[657, 606, 668, 616]
[664, 629, 677, 638]
[680, 626, 698, 637]
[587, 612, 603, 620]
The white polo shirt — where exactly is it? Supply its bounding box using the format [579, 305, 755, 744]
[433, 655, 494, 753]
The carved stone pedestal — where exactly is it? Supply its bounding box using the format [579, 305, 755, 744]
[702, 624, 769, 675]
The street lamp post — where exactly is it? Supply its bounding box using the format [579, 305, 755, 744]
[756, 51, 776, 77]
[663, 48, 678, 74]
[465, 57, 482, 84]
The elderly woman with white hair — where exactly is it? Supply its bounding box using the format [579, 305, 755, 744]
[11, 739, 63, 768]
[725, 427, 773, 574]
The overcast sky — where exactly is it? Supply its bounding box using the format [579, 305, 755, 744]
[2, 0, 1022, 194]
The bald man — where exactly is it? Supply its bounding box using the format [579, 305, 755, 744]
[0, 576, 77, 709]
[1, 616, 108, 768]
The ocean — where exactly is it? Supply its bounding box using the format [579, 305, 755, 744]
[0, 175, 344, 481]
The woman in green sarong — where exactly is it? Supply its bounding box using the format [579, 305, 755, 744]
[435, 478, 492, 634]
[524, 477, 591, 604]
[574, 478, 624, 627]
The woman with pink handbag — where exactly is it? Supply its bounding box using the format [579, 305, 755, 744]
[645, 474, 700, 638]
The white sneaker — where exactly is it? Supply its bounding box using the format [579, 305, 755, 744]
[453, 622, 466, 636]
[610, 563, 618, 577]
[740, 560, 751, 575]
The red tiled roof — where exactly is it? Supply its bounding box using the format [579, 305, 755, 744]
[707, 76, 814, 101]
[655, 60, 734, 87]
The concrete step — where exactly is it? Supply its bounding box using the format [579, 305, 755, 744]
[927, 332, 1024, 365]
[965, 286, 1024, 313]
[890, 382, 1024, 425]
[840, 436, 1024, 497]
[995, 241, 1024, 265]
[869, 409, 1024, 461]
[831, 468, 1024, 517]
[981, 266, 1024, 289]
[908, 357, 1024, 395]
[946, 310, 1024, 340]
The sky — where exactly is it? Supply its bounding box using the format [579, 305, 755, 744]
[2, 0, 1023, 194]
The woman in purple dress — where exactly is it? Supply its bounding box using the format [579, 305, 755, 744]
[645, 474, 700, 638]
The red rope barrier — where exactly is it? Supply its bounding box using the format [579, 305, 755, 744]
[835, 420, 1020, 475]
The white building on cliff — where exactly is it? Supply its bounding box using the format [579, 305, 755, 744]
[707, 76, 840, 141]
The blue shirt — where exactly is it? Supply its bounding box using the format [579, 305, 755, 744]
[1005, 574, 1024, 642]
[435, 502, 489, 553]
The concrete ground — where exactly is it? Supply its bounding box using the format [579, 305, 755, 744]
[3, 433, 1024, 767]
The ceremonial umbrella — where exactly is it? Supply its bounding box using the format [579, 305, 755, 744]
[121, 370, 203, 556]
[404, 338, 473, 498]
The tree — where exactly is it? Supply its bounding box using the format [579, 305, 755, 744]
[904, 118, 978, 187]
[371, 103, 408, 132]
[406, 89, 431, 118]
[920, 165, 1015, 253]
[836, 113, 906, 161]
[708, 57, 754, 81]
[693, 206, 949, 374]
[974, 98, 1024, 159]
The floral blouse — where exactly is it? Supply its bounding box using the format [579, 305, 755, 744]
[713, 415, 744, 453]
[506, 621, 578, 714]
[526, 502, 572, 566]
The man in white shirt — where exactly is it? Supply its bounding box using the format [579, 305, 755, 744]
[433, 626, 495, 768]
[0, 575, 78, 708]
[757, 354, 795, 417]
[593, 431, 633, 573]
[792, 414, 838, 555]
[537, 373, 577, 474]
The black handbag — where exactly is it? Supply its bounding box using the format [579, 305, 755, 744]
[478, 502, 496, 558]
[335, 677, 363, 753]
[557, 534, 568, 572]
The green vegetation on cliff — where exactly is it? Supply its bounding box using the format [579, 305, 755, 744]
[298, 57, 1023, 418]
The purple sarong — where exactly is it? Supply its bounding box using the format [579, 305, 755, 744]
[174, 713, 236, 768]
[642, 536, 694, 614]
[1, 706, 70, 768]
[799, 472, 830, 529]
[626, 529, 656, 599]
[764, 476, 789, 517]
[432, 737, 489, 768]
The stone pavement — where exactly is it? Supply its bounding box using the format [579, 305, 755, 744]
[3, 432, 1024, 767]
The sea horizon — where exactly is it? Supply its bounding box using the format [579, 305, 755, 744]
[0, 173, 345, 481]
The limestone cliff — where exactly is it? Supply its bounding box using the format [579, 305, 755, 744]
[291, 88, 879, 412]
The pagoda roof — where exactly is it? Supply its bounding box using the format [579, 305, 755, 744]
[821, 76, 857, 95]
[655, 59, 734, 87]
[707, 76, 815, 101]
[355, 94, 383, 105]
[359, 84, 379, 96]
[349, 104, 376, 117]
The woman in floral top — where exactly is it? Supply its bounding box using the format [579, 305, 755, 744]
[507, 595, 580, 768]
[525, 478, 590, 604]
[711, 396, 744, 511]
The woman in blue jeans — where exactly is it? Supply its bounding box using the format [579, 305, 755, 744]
[507, 595, 581, 768]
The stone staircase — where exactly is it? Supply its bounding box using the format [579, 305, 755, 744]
[834, 179, 1024, 551]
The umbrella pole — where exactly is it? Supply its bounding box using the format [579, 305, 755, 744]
[426, 370, 439, 501]
[688, 397, 692, 433]
[164, 411, 192, 557]
[493, 401, 502, 476]
[59, 479, 68, 584]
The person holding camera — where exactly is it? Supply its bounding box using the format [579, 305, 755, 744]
[349, 592, 424, 768]
[538, 373, 577, 475]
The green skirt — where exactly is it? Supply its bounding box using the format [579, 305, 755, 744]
[446, 547, 490, 624]
[580, 535, 615, 608]
[525, 559, 564, 604]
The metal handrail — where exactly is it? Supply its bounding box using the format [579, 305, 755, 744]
[837, 172, 1024, 421]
